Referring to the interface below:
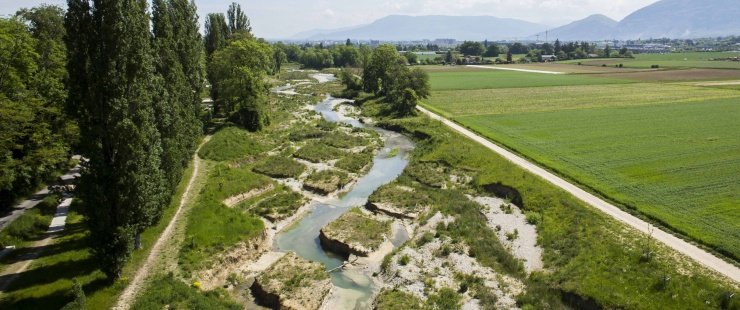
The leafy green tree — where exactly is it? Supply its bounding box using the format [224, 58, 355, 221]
[209, 37, 273, 130]
[273, 46, 286, 73]
[510, 42, 529, 54]
[445, 50, 453, 63]
[363, 44, 404, 95]
[65, 0, 169, 281]
[358, 44, 372, 68]
[554, 39, 561, 54]
[541, 43, 554, 55]
[1, 9, 77, 209]
[459, 41, 485, 56]
[604, 44, 612, 58]
[506, 50, 513, 63]
[484, 44, 500, 57]
[404, 51, 418, 64]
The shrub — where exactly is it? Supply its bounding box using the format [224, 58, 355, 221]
[198, 126, 268, 161]
[294, 144, 344, 163]
[399, 254, 410, 266]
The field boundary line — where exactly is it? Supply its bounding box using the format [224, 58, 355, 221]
[466, 65, 566, 75]
[417, 105, 740, 284]
[113, 135, 211, 309]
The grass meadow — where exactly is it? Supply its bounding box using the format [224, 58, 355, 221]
[423, 64, 740, 261]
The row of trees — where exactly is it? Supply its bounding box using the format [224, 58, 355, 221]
[65, 0, 204, 280]
[0, 6, 79, 209]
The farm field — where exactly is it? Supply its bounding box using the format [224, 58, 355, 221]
[423, 66, 740, 261]
[586, 68, 740, 81]
[428, 69, 634, 91]
[562, 52, 740, 70]
[423, 82, 740, 117]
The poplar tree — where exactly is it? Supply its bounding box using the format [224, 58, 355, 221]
[65, 0, 168, 280]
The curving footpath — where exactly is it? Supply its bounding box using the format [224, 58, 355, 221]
[417, 105, 740, 284]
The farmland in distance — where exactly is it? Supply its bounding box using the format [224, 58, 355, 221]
[422, 62, 740, 260]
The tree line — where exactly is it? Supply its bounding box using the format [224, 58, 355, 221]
[65, 0, 205, 280]
[0, 5, 78, 210]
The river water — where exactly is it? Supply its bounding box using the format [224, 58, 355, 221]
[274, 83, 415, 308]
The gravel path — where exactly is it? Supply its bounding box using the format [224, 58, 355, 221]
[113, 136, 211, 309]
[417, 106, 740, 283]
[0, 196, 73, 293]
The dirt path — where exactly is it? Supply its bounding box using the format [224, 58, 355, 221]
[0, 197, 73, 293]
[113, 136, 211, 309]
[417, 106, 740, 284]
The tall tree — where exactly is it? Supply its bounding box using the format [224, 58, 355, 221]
[65, 0, 168, 280]
[363, 44, 403, 96]
[226, 2, 250, 34]
[554, 39, 561, 54]
[459, 41, 485, 56]
[204, 13, 228, 58]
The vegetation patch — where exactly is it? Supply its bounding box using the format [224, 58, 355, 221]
[198, 126, 269, 161]
[249, 186, 306, 222]
[205, 163, 271, 202]
[374, 289, 423, 310]
[320, 131, 370, 149]
[132, 274, 241, 309]
[251, 252, 331, 310]
[319, 208, 390, 256]
[367, 184, 430, 219]
[293, 144, 345, 163]
[252, 156, 306, 179]
[334, 150, 375, 174]
[303, 169, 350, 195]
[0, 195, 58, 248]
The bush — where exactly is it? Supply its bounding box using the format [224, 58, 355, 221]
[294, 144, 344, 163]
[399, 254, 410, 266]
[651, 65, 660, 68]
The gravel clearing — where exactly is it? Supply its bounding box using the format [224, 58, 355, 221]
[382, 212, 524, 309]
[469, 196, 543, 273]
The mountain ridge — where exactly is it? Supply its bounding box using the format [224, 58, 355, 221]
[291, 0, 740, 41]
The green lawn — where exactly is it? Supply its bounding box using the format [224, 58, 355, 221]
[429, 69, 633, 91]
[457, 99, 740, 259]
[423, 82, 740, 118]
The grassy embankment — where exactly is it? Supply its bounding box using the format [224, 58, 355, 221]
[352, 80, 739, 309]
[421, 68, 740, 262]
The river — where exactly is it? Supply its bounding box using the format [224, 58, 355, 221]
[274, 75, 415, 309]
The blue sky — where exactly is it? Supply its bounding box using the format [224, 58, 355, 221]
[1, 0, 659, 38]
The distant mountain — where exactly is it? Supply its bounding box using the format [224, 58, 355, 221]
[530, 15, 617, 41]
[290, 25, 367, 40]
[300, 15, 548, 41]
[614, 0, 740, 39]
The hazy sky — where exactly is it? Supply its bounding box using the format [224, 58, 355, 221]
[1, 0, 660, 38]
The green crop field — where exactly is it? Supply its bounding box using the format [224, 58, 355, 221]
[428, 70, 633, 91]
[424, 67, 740, 260]
[423, 82, 740, 118]
[457, 99, 740, 258]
